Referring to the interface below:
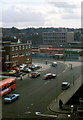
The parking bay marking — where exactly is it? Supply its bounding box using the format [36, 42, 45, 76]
[44, 81, 50, 85]
[35, 112, 57, 118]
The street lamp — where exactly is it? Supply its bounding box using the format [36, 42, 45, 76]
[69, 44, 71, 57]
[71, 105, 74, 113]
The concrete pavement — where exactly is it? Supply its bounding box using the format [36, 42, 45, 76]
[48, 75, 81, 117]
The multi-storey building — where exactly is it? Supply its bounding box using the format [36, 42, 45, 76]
[2, 41, 32, 71]
[43, 32, 74, 46]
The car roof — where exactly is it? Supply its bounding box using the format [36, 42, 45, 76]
[45, 73, 52, 75]
[53, 62, 57, 64]
[62, 82, 69, 84]
[32, 72, 39, 74]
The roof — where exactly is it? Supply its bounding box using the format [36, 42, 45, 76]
[0, 78, 15, 87]
[45, 73, 52, 75]
[62, 82, 69, 84]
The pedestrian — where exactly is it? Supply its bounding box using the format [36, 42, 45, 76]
[59, 99, 63, 110]
[45, 61, 47, 65]
[20, 74, 22, 80]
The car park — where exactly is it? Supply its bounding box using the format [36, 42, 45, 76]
[31, 72, 40, 78]
[4, 94, 20, 103]
[44, 73, 57, 80]
[61, 82, 70, 90]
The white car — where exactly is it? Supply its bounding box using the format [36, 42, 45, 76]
[23, 67, 31, 73]
[52, 62, 57, 67]
[19, 64, 27, 70]
[61, 82, 70, 90]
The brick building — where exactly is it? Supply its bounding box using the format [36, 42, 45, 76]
[2, 41, 32, 71]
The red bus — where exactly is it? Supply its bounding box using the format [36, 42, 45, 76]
[0, 78, 16, 96]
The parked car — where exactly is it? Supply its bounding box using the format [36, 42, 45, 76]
[9, 70, 16, 75]
[29, 64, 40, 71]
[14, 71, 22, 77]
[31, 72, 40, 78]
[4, 94, 20, 103]
[14, 67, 21, 72]
[28, 65, 36, 71]
[61, 82, 70, 90]
[52, 62, 57, 67]
[23, 67, 31, 73]
[44, 73, 57, 80]
[19, 64, 27, 70]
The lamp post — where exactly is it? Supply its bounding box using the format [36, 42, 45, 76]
[71, 105, 74, 113]
[69, 44, 71, 58]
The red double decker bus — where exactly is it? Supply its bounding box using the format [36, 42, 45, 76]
[0, 78, 16, 96]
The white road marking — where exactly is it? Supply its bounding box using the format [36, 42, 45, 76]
[44, 81, 50, 85]
[31, 104, 34, 106]
[35, 112, 57, 118]
[24, 111, 31, 114]
[57, 66, 68, 77]
[27, 107, 29, 109]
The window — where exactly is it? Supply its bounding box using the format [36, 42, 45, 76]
[29, 45, 31, 48]
[10, 81, 15, 86]
[0, 88, 1, 92]
[16, 47, 18, 50]
[19, 46, 21, 50]
[12, 47, 14, 51]
[12, 54, 15, 58]
[26, 58, 30, 63]
[22, 45, 25, 49]
[12, 54, 18, 58]
[6, 84, 10, 88]
[26, 45, 27, 49]
[6, 55, 9, 60]
[19, 52, 24, 56]
[2, 86, 6, 91]
[26, 52, 31, 56]
[13, 61, 18, 66]
[15, 53, 18, 57]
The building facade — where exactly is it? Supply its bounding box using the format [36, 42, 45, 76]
[43, 32, 74, 46]
[2, 41, 32, 71]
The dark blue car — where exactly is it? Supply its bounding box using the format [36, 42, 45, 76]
[4, 94, 20, 103]
[61, 82, 70, 90]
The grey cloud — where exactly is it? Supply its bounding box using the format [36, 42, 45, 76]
[2, 6, 45, 23]
[62, 13, 80, 20]
[49, 1, 79, 13]
[49, 2, 78, 8]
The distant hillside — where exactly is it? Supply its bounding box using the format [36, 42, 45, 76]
[2, 27, 81, 47]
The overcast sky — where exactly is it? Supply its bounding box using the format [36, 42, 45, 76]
[1, 0, 82, 28]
